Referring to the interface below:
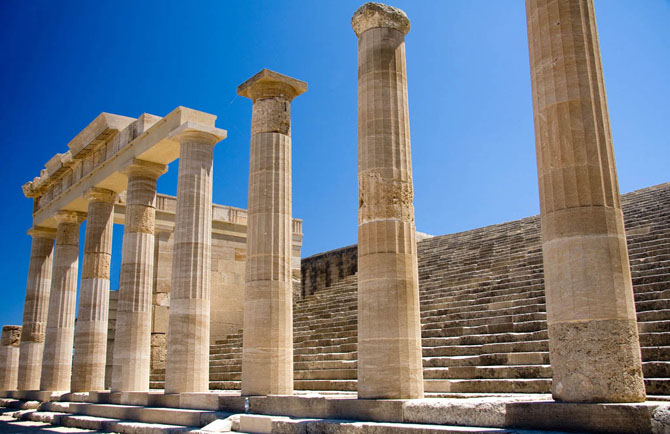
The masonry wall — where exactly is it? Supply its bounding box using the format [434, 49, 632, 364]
[301, 245, 358, 297]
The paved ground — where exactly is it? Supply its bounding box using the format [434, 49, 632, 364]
[0, 410, 111, 434]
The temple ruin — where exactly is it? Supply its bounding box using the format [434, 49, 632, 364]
[0, 1, 668, 433]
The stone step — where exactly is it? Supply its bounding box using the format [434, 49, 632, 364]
[424, 378, 551, 394]
[12, 409, 198, 433]
[645, 378, 670, 395]
[423, 365, 552, 380]
[422, 352, 549, 368]
[294, 379, 357, 391]
[643, 361, 670, 377]
[422, 312, 547, 331]
[40, 401, 221, 427]
[422, 320, 547, 338]
[269, 416, 577, 434]
[422, 340, 549, 357]
[638, 309, 670, 322]
[641, 346, 670, 361]
[422, 330, 548, 347]
[640, 332, 670, 347]
[295, 368, 357, 380]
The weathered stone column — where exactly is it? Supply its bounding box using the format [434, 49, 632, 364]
[0, 326, 22, 390]
[72, 188, 117, 392]
[238, 69, 306, 396]
[40, 210, 85, 392]
[526, 0, 645, 402]
[112, 160, 166, 392]
[165, 125, 226, 394]
[18, 227, 56, 390]
[352, 3, 424, 399]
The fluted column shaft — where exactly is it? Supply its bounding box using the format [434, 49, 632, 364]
[72, 188, 117, 392]
[0, 326, 22, 390]
[352, 3, 423, 399]
[40, 211, 85, 392]
[238, 69, 306, 396]
[18, 228, 55, 390]
[526, 0, 645, 402]
[165, 130, 223, 394]
[112, 161, 166, 392]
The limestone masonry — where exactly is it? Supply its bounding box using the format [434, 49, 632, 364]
[1, 1, 668, 434]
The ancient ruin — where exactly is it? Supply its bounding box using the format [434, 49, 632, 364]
[0, 1, 668, 433]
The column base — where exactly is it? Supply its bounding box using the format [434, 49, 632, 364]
[548, 318, 646, 402]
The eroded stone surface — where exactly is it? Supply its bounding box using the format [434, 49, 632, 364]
[351, 2, 410, 37]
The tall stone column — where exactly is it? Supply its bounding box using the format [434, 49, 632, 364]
[165, 126, 225, 394]
[72, 188, 117, 392]
[526, 0, 645, 402]
[0, 326, 22, 390]
[112, 160, 166, 392]
[352, 3, 424, 399]
[18, 227, 56, 390]
[238, 69, 306, 396]
[40, 210, 85, 392]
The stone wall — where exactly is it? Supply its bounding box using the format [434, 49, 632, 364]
[301, 245, 358, 297]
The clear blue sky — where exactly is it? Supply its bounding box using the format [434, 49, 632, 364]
[0, 1, 668, 326]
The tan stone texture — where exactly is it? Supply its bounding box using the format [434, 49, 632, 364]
[0, 326, 22, 390]
[18, 228, 55, 390]
[40, 211, 85, 392]
[165, 132, 219, 394]
[112, 161, 166, 392]
[526, 0, 645, 402]
[353, 3, 424, 399]
[72, 188, 117, 392]
[238, 69, 306, 396]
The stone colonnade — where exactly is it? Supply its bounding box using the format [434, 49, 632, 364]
[525, 0, 645, 402]
[3, 1, 645, 406]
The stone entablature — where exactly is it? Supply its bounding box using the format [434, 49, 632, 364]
[22, 107, 220, 229]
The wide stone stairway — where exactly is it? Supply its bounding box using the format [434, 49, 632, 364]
[150, 183, 670, 395]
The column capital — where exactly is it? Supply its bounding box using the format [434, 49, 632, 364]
[237, 69, 307, 103]
[352, 2, 410, 38]
[168, 122, 227, 147]
[54, 210, 86, 225]
[1, 326, 21, 347]
[85, 187, 118, 204]
[27, 226, 57, 239]
[123, 159, 168, 180]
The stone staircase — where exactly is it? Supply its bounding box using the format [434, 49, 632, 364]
[150, 183, 670, 395]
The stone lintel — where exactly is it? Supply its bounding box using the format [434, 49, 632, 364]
[68, 113, 136, 159]
[85, 187, 119, 203]
[352, 2, 410, 37]
[123, 159, 168, 180]
[168, 121, 227, 146]
[27, 226, 57, 239]
[237, 69, 307, 102]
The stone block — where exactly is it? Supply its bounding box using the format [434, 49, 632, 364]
[152, 306, 169, 333]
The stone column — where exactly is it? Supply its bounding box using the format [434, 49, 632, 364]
[112, 160, 166, 392]
[0, 326, 22, 390]
[18, 227, 56, 390]
[238, 69, 306, 396]
[165, 126, 225, 394]
[40, 210, 85, 392]
[352, 3, 424, 399]
[71, 188, 117, 392]
[526, 0, 645, 402]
